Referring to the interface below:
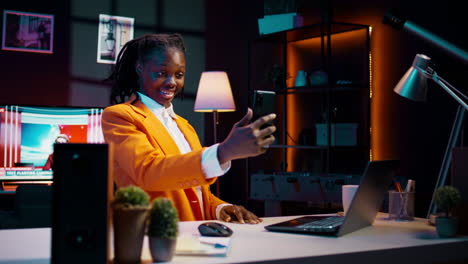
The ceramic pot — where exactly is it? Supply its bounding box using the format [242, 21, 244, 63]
[112, 204, 149, 264]
[294, 70, 307, 87]
[435, 217, 458, 238]
[149, 237, 177, 262]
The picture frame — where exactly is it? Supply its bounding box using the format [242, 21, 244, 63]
[97, 14, 134, 64]
[2, 10, 54, 54]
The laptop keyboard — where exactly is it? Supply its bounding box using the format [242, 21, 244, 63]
[296, 216, 344, 232]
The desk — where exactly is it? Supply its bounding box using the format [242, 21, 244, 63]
[1, 213, 467, 264]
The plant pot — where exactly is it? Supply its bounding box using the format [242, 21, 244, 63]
[112, 204, 149, 264]
[148, 237, 177, 262]
[435, 216, 458, 238]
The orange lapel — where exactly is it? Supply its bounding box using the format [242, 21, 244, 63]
[174, 117, 202, 151]
[129, 100, 181, 155]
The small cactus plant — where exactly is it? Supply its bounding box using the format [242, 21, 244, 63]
[113, 185, 150, 207]
[434, 185, 462, 218]
[112, 185, 150, 263]
[148, 197, 179, 239]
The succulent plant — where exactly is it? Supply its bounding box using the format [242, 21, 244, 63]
[113, 185, 150, 206]
[148, 197, 179, 239]
[434, 185, 462, 218]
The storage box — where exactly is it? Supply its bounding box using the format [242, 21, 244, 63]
[315, 123, 358, 146]
[258, 13, 304, 35]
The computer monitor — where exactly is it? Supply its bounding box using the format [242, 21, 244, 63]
[0, 104, 105, 182]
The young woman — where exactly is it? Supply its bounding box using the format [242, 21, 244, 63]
[102, 33, 276, 223]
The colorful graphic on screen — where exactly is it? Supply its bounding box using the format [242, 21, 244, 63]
[0, 105, 104, 180]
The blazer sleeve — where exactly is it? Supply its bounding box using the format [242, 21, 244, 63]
[101, 105, 217, 192]
[202, 185, 229, 219]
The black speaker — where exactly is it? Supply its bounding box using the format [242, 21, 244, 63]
[51, 143, 111, 264]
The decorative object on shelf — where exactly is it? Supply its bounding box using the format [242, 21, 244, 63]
[258, 12, 304, 35]
[315, 123, 358, 146]
[112, 185, 150, 264]
[258, 0, 304, 35]
[194, 71, 236, 196]
[148, 197, 179, 263]
[434, 185, 462, 237]
[294, 70, 307, 87]
[336, 80, 353, 85]
[264, 64, 288, 89]
[308, 69, 328, 87]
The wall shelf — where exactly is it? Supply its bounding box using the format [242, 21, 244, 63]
[247, 20, 371, 215]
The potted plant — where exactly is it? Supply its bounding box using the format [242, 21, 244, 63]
[434, 185, 462, 238]
[147, 197, 179, 262]
[112, 185, 150, 263]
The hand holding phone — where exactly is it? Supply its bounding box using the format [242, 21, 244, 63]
[252, 90, 276, 129]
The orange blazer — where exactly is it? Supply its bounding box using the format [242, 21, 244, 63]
[101, 99, 227, 221]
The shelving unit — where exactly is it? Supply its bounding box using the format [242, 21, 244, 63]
[247, 21, 371, 215]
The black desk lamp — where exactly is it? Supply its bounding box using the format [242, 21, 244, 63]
[384, 9, 468, 218]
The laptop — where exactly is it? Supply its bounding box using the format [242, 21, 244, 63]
[264, 160, 399, 237]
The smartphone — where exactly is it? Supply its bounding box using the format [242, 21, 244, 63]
[252, 90, 276, 129]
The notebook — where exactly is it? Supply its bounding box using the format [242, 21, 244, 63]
[264, 160, 399, 237]
[176, 235, 232, 256]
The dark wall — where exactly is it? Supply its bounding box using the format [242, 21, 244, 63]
[0, 0, 71, 106]
[205, 1, 264, 207]
[206, 0, 468, 217]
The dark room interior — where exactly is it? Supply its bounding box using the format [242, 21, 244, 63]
[0, 0, 467, 263]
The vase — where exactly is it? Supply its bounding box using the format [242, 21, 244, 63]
[435, 217, 458, 238]
[112, 204, 149, 264]
[294, 70, 307, 87]
[149, 237, 177, 262]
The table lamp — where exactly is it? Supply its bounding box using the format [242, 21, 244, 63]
[194, 71, 236, 196]
[393, 53, 468, 218]
[384, 8, 468, 218]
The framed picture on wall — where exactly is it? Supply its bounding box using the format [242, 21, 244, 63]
[97, 14, 134, 64]
[2, 10, 54, 54]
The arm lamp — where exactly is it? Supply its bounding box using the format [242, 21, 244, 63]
[194, 71, 236, 196]
[393, 54, 468, 218]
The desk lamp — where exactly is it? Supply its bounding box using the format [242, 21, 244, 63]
[384, 8, 468, 218]
[194, 71, 236, 196]
[393, 54, 468, 218]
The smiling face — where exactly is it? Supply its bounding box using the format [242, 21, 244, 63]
[137, 47, 186, 108]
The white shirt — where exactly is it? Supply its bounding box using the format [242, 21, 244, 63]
[138, 92, 231, 219]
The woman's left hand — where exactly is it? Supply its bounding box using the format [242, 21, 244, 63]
[219, 205, 263, 224]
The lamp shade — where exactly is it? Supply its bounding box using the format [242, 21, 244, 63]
[194, 71, 236, 112]
[393, 54, 431, 101]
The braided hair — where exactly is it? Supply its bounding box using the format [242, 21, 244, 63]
[108, 33, 186, 104]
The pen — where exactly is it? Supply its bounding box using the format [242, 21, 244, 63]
[199, 240, 227, 248]
[394, 181, 403, 192]
[405, 179, 415, 192]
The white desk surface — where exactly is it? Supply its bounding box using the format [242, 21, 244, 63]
[1, 213, 468, 264]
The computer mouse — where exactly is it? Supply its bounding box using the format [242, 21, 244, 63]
[198, 222, 233, 237]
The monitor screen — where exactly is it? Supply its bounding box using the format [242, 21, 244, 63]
[0, 105, 105, 181]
